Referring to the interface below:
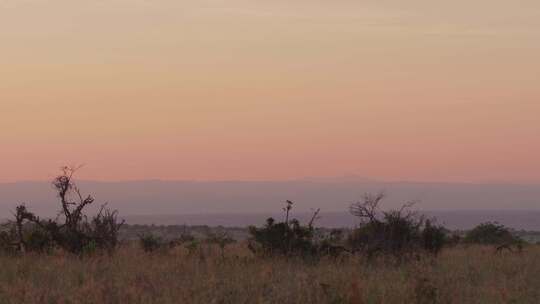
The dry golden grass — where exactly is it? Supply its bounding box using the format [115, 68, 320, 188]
[0, 243, 539, 304]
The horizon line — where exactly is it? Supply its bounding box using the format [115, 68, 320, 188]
[2, 177, 540, 186]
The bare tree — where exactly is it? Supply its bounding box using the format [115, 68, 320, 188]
[13, 205, 29, 253]
[7, 166, 124, 254]
[283, 200, 293, 226]
[349, 192, 385, 223]
[348, 192, 444, 258]
[53, 166, 94, 231]
[308, 208, 321, 229]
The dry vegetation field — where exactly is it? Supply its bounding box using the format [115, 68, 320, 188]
[0, 243, 538, 304]
[1, 172, 538, 303]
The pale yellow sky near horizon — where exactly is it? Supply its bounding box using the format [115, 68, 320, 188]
[1, 0, 539, 183]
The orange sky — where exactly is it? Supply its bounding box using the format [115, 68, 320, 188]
[1, 0, 539, 183]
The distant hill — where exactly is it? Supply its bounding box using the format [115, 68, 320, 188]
[0, 179, 539, 220]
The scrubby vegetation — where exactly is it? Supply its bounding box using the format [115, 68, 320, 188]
[464, 222, 520, 245]
[0, 168, 539, 303]
[0, 167, 124, 255]
[347, 193, 447, 258]
[248, 201, 322, 257]
[138, 233, 164, 253]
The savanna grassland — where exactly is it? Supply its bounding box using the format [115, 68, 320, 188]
[0, 243, 539, 304]
[2, 170, 538, 304]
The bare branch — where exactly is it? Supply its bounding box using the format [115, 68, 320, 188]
[350, 192, 385, 223]
[308, 208, 321, 229]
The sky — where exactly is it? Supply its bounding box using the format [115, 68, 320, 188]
[1, 0, 539, 183]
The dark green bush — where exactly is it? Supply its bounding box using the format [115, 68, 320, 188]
[139, 234, 164, 253]
[0, 229, 17, 255]
[87, 206, 124, 253]
[249, 218, 316, 256]
[248, 201, 319, 257]
[25, 227, 55, 253]
[348, 193, 448, 257]
[422, 220, 447, 255]
[464, 222, 519, 245]
[314, 229, 351, 257]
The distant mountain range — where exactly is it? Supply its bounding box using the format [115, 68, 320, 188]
[0, 180, 539, 222]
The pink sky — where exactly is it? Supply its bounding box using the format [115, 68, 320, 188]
[1, 0, 539, 183]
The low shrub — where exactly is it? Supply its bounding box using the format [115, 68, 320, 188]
[249, 218, 316, 257]
[464, 222, 520, 245]
[248, 201, 320, 257]
[422, 220, 447, 255]
[138, 234, 164, 253]
[25, 227, 55, 253]
[0, 228, 17, 255]
[347, 193, 448, 258]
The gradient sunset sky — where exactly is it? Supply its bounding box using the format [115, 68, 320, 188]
[1, 0, 539, 183]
